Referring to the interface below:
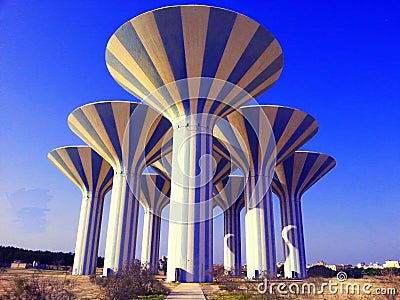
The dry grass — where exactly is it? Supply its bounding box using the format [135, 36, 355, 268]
[0, 268, 174, 299]
[0, 269, 101, 299]
[201, 276, 400, 300]
[1, 269, 398, 299]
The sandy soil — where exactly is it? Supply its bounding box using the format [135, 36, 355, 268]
[201, 276, 399, 299]
[0, 269, 101, 299]
[0, 269, 398, 299]
[0, 269, 177, 299]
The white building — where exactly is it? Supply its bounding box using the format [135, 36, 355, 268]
[383, 260, 400, 268]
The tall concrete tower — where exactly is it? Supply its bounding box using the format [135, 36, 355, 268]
[68, 101, 171, 276]
[213, 176, 245, 275]
[140, 174, 170, 273]
[272, 151, 336, 279]
[48, 146, 113, 275]
[214, 105, 318, 278]
[105, 5, 283, 282]
[151, 147, 240, 276]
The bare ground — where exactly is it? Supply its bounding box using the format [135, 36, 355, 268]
[0, 269, 398, 299]
[0, 269, 178, 299]
[201, 276, 400, 300]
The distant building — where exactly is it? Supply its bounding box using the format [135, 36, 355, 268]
[11, 260, 30, 269]
[326, 264, 352, 271]
[357, 262, 367, 269]
[326, 265, 337, 271]
[360, 262, 383, 269]
[371, 262, 383, 269]
[311, 260, 399, 271]
[383, 260, 400, 268]
[337, 264, 352, 270]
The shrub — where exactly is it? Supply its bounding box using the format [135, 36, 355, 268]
[1, 272, 75, 299]
[307, 265, 336, 278]
[208, 264, 241, 292]
[98, 260, 168, 300]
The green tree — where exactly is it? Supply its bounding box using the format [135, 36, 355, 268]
[307, 265, 336, 278]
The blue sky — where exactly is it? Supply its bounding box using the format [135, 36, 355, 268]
[0, 0, 399, 266]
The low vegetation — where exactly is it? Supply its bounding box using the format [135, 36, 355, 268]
[202, 265, 400, 300]
[0, 260, 171, 299]
[93, 260, 169, 300]
[0, 271, 75, 299]
[0, 262, 398, 299]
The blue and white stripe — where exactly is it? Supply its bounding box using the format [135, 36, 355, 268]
[166, 117, 214, 282]
[105, 5, 285, 283]
[153, 117, 235, 282]
[106, 5, 283, 121]
[151, 145, 233, 186]
[272, 151, 336, 279]
[68, 101, 172, 275]
[48, 146, 113, 275]
[214, 176, 244, 275]
[151, 143, 235, 280]
[140, 174, 171, 273]
[214, 105, 319, 278]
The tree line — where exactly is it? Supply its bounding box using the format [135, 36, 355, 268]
[0, 246, 104, 267]
[307, 265, 400, 278]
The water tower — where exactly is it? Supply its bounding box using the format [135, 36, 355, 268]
[106, 5, 283, 282]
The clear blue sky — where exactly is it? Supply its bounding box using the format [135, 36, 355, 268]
[0, 0, 399, 266]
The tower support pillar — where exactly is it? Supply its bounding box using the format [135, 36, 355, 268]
[245, 174, 276, 279]
[167, 115, 214, 282]
[280, 197, 307, 279]
[103, 173, 140, 276]
[141, 209, 162, 274]
[73, 193, 104, 275]
[224, 206, 242, 276]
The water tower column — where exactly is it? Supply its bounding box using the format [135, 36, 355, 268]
[167, 115, 214, 282]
